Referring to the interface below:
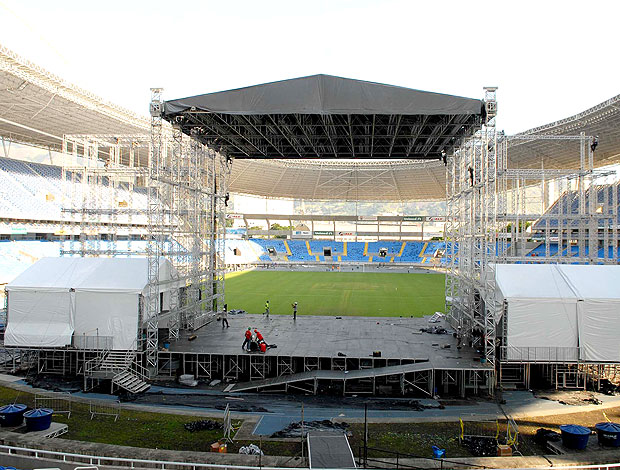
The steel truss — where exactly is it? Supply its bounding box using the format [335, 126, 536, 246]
[446, 88, 619, 368]
[147, 89, 229, 372]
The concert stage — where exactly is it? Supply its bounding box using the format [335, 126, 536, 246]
[160, 314, 493, 397]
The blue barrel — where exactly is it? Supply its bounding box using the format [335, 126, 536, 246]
[0, 404, 27, 427]
[595, 422, 620, 447]
[24, 408, 53, 432]
[560, 424, 591, 450]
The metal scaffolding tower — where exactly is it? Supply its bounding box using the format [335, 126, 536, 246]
[446, 88, 619, 366]
[147, 88, 229, 371]
[56, 90, 228, 374]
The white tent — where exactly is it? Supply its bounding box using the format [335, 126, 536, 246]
[559, 265, 620, 362]
[5, 257, 174, 350]
[494, 264, 620, 363]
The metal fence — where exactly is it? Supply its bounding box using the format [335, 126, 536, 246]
[89, 400, 120, 422]
[35, 392, 72, 418]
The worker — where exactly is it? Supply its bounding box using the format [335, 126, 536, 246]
[264, 300, 270, 318]
[292, 301, 298, 320]
[254, 329, 264, 343]
[242, 327, 252, 351]
[221, 303, 229, 329]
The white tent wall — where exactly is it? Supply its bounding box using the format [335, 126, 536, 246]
[4, 290, 74, 347]
[506, 298, 578, 361]
[578, 299, 620, 362]
[74, 291, 140, 350]
[494, 264, 620, 364]
[560, 265, 620, 363]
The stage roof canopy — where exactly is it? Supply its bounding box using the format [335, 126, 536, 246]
[162, 74, 485, 160]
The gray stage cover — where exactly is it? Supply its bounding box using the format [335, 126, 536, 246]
[307, 431, 356, 469]
[164, 74, 483, 116]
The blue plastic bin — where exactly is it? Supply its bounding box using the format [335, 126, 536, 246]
[24, 408, 53, 432]
[595, 422, 620, 447]
[0, 404, 27, 427]
[560, 424, 590, 450]
[432, 445, 446, 458]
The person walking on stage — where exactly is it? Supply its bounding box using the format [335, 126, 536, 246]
[292, 301, 298, 320]
[221, 303, 229, 329]
[242, 327, 252, 351]
[264, 300, 270, 318]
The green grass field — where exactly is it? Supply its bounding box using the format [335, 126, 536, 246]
[225, 270, 445, 317]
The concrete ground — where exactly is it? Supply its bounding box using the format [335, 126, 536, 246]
[1, 375, 620, 468]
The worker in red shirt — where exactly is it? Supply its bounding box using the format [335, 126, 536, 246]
[254, 329, 267, 353]
[242, 327, 252, 351]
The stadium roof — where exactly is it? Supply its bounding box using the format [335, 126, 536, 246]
[507, 93, 620, 170]
[162, 74, 486, 160]
[0, 44, 150, 164]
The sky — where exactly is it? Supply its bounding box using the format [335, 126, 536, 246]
[1, 0, 619, 135]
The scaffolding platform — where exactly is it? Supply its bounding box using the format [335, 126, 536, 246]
[8, 422, 68, 439]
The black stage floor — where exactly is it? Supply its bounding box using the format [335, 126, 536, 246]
[168, 314, 486, 370]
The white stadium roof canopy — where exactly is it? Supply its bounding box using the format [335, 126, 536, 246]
[1, 44, 619, 202]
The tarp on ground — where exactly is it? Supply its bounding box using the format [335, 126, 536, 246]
[494, 264, 620, 362]
[164, 74, 484, 116]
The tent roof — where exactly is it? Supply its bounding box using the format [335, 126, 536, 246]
[494, 264, 576, 300]
[162, 74, 484, 160]
[558, 265, 620, 300]
[6, 257, 167, 293]
[164, 74, 484, 116]
[494, 264, 620, 300]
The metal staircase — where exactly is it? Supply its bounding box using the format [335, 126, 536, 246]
[84, 349, 150, 394]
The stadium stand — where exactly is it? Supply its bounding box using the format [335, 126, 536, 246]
[0, 157, 148, 223]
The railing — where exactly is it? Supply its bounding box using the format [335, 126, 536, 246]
[0, 443, 618, 470]
[500, 346, 580, 363]
[358, 446, 488, 469]
[129, 356, 149, 383]
[74, 334, 114, 350]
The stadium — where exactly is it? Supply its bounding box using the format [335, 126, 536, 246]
[1, 38, 620, 468]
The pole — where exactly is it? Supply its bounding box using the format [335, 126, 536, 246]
[364, 403, 368, 468]
[301, 402, 305, 461]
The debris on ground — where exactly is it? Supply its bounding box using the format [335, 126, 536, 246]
[598, 379, 620, 396]
[271, 420, 349, 438]
[419, 326, 449, 335]
[534, 390, 602, 406]
[239, 444, 263, 455]
[179, 374, 198, 387]
[25, 374, 83, 393]
[461, 436, 497, 457]
[184, 419, 224, 432]
[534, 428, 561, 446]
